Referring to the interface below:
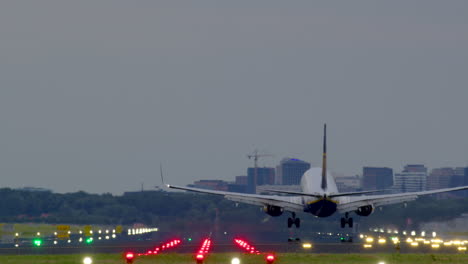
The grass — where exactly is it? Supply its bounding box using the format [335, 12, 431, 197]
[0, 253, 467, 264]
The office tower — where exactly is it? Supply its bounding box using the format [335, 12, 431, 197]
[247, 167, 275, 193]
[277, 158, 311, 185]
[393, 164, 427, 193]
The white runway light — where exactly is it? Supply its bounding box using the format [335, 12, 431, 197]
[231, 257, 240, 264]
[83, 256, 93, 264]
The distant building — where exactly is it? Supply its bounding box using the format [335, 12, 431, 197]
[191, 180, 229, 191]
[427, 167, 454, 190]
[335, 175, 362, 192]
[247, 167, 275, 193]
[427, 167, 466, 199]
[277, 158, 311, 185]
[235, 175, 248, 185]
[393, 164, 427, 193]
[362, 167, 393, 190]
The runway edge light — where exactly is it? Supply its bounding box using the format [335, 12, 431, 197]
[83, 256, 92, 264]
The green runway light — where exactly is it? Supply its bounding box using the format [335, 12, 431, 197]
[86, 237, 93, 244]
[33, 239, 42, 246]
[188, 238, 192, 241]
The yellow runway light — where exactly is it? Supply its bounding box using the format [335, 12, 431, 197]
[302, 243, 312, 249]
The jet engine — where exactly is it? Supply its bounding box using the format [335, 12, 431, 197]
[355, 205, 374, 216]
[263, 205, 283, 217]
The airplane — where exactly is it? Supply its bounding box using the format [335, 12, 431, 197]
[167, 124, 468, 229]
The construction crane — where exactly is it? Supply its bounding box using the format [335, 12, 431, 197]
[247, 150, 274, 192]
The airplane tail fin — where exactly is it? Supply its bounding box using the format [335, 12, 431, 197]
[321, 124, 327, 191]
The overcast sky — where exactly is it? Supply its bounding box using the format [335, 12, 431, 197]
[1, 1, 467, 194]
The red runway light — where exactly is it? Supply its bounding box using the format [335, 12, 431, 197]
[266, 254, 275, 264]
[125, 252, 135, 264]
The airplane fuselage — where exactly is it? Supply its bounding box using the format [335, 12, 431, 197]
[300, 168, 339, 217]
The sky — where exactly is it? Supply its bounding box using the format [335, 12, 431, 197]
[1, 1, 467, 194]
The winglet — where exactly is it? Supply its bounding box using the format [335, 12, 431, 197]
[321, 124, 328, 190]
[160, 163, 165, 185]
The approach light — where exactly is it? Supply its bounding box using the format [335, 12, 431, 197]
[266, 254, 275, 264]
[83, 256, 93, 264]
[125, 252, 135, 264]
[196, 254, 204, 264]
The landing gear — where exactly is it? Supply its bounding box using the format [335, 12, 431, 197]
[340, 212, 353, 228]
[287, 212, 300, 228]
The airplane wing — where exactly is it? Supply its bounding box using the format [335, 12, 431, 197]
[167, 184, 304, 212]
[337, 185, 468, 213]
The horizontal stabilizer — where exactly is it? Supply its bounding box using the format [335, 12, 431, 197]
[328, 190, 386, 198]
[261, 189, 323, 198]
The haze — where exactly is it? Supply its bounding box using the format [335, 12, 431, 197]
[1, 1, 467, 194]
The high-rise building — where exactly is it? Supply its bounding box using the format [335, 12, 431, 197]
[247, 167, 275, 193]
[362, 167, 393, 190]
[393, 164, 427, 193]
[277, 158, 311, 185]
[427, 167, 466, 199]
[427, 167, 453, 190]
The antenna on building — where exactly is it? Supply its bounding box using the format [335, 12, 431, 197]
[247, 150, 274, 192]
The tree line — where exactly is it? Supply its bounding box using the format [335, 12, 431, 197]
[0, 188, 466, 234]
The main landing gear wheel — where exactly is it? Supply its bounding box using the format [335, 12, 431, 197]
[287, 212, 300, 228]
[340, 212, 353, 228]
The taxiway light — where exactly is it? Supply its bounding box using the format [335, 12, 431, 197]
[231, 257, 240, 264]
[83, 256, 93, 264]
